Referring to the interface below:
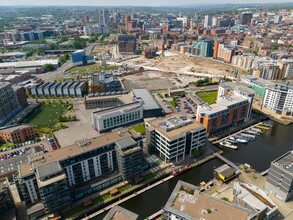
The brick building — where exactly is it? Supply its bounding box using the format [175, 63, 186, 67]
[0, 125, 36, 143]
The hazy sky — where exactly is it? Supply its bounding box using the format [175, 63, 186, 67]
[2, 0, 293, 6]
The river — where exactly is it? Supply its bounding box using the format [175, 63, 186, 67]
[93, 121, 293, 220]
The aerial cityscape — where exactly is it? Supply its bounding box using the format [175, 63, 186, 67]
[0, 1, 293, 220]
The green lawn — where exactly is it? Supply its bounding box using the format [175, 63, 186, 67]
[0, 143, 14, 150]
[196, 91, 218, 105]
[168, 98, 178, 109]
[24, 104, 66, 127]
[129, 123, 146, 134]
[67, 63, 100, 72]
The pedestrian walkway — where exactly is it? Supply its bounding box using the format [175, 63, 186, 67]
[82, 176, 174, 220]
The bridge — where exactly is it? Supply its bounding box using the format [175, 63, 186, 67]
[213, 152, 239, 170]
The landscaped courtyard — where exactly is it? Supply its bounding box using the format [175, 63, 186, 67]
[196, 91, 218, 105]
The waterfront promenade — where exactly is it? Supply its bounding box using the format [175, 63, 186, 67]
[82, 176, 174, 220]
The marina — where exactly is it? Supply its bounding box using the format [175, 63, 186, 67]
[214, 121, 273, 148]
[93, 120, 291, 220]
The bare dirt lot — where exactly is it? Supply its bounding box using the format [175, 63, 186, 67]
[121, 52, 236, 75]
[121, 71, 177, 91]
[91, 44, 117, 56]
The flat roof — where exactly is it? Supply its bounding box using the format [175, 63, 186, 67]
[37, 173, 67, 188]
[36, 161, 62, 179]
[198, 95, 247, 116]
[132, 88, 161, 110]
[0, 59, 58, 68]
[147, 113, 205, 141]
[19, 130, 139, 177]
[103, 205, 138, 220]
[54, 124, 99, 148]
[92, 102, 142, 119]
[164, 181, 254, 220]
[115, 137, 136, 150]
[273, 151, 293, 174]
[0, 124, 32, 132]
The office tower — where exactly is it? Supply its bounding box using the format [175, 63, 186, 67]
[204, 15, 211, 28]
[99, 9, 110, 26]
[240, 12, 253, 25]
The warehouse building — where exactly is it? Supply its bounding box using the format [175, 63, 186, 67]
[28, 81, 88, 97]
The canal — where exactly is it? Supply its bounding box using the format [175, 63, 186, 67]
[94, 121, 293, 220]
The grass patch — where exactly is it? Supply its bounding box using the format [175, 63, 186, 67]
[143, 172, 156, 181]
[129, 123, 146, 135]
[168, 98, 178, 108]
[92, 193, 111, 205]
[0, 143, 15, 150]
[196, 91, 218, 105]
[118, 184, 132, 193]
[62, 206, 85, 219]
[67, 63, 100, 72]
[24, 104, 66, 127]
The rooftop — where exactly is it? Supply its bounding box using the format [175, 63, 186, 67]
[36, 161, 62, 180]
[92, 102, 142, 119]
[273, 150, 293, 174]
[103, 205, 138, 220]
[115, 136, 136, 150]
[164, 181, 254, 220]
[147, 114, 205, 140]
[19, 130, 139, 177]
[0, 59, 58, 69]
[132, 88, 161, 110]
[0, 124, 32, 133]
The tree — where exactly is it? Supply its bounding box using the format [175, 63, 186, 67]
[42, 64, 56, 72]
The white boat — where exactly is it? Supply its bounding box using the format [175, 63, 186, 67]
[250, 128, 263, 133]
[240, 133, 256, 139]
[245, 130, 260, 135]
[236, 138, 248, 144]
[219, 141, 238, 150]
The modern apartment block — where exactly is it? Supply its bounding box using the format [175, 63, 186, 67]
[16, 130, 142, 213]
[218, 81, 254, 119]
[262, 82, 293, 116]
[0, 125, 35, 144]
[83, 25, 109, 36]
[196, 95, 250, 136]
[91, 102, 143, 132]
[118, 35, 137, 55]
[0, 178, 14, 215]
[265, 151, 293, 202]
[0, 82, 22, 126]
[146, 114, 206, 162]
[164, 180, 256, 220]
[115, 136, 143, 180]
[71, 50, 94, 66]
[192, 40, 214, 57]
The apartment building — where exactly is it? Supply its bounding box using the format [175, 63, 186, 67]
[0, 178, 14, 215]
[0, 82, 22, 126]
[91, 102, 143, 132]
[164, 181, 256, 220]
[262, 82, 293, 116]
[214, 42, 235, 63]
[0, 125, 35, 144]
[196, 95, 250, 136]
[16, 130, 142, 213]
[278, 59, 293, 80]
[218, 81, 254, 119]
[115, 136, 143, 180]
[118, 35, 137, 55]
[146, 114, 206, 162]
[265, 151, 293, 202]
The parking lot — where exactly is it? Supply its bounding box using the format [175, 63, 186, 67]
[174, 96, 197, 118]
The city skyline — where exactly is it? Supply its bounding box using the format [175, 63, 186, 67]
[3, 0, 293, 6]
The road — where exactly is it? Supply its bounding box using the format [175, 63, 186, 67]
[35, 43, 96, 82]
